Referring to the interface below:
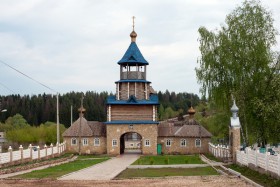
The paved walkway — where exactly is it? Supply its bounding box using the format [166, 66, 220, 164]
[58, 154, 140, 180]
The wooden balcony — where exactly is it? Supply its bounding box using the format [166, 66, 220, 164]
[121, 71, 146, 80]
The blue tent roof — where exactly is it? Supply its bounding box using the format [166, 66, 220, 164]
[107, 94, 159, 105]
[117, 42, 149, 65]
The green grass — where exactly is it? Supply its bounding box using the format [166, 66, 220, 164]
[13, 156, 110, 179]
[132, 155, 204, 165]
[116, 167, 218, 178]
[229, 164, 280, 187]
[203, 153, 221, 162]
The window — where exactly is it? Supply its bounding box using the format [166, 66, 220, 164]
[180, 139, 187, 147]
[94, 138, 100, 146]
[71, 138, 77, 145]
[145, 139, 150, 146]
[83, 138, 88, 146]
[112, 139, 117, 147]
[166, 139, 171, 147]
[195, 139, 201, 147]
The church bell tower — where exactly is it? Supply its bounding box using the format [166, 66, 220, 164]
[105, 17, 159, 155]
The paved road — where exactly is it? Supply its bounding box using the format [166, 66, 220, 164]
[58, 154, 140, 180]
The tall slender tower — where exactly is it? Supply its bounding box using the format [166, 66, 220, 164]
[229, 100, 241, 162]
[105, 18, 159, 155]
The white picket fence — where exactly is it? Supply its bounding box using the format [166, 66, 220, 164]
[0, 142, 66, 165]
[236, 147, 280, 177]
[208, 142, 231, 159]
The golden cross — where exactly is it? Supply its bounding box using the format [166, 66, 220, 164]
[132, 16, 135, 31]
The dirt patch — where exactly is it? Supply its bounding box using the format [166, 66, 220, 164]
[0, 176, 254, 187]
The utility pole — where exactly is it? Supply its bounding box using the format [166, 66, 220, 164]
[78, 93, 84, 155]
[56, 93, 60, 144]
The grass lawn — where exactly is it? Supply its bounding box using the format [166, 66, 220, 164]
[132, 155, 204, 165]
[13, 155, 110, 179]
[116, 167, 218, 178]
[229, 164, 280, 187]
[203, 153, 221, 162]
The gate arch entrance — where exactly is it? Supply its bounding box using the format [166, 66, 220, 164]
[120, 132, 142, 154]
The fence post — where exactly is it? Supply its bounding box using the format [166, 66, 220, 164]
[277, 154, 280, 176]
[37, 146, 40, 160]
[29, 144, 32, 161]
[19, 145, 23, 162]
[50, 143, 54, 158]
[265, 152, 269, 171]
[44, 144, 47, 159]
[57, 142, 59, 155]
[8, 146, 13, 163]
[255, 149, 258, 166]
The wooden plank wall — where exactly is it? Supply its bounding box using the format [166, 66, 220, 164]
[111, 105, 153, 121]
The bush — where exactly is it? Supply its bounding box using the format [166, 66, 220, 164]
[149, 158, 154, 165]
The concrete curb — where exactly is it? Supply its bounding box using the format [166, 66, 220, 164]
[128, 164, 210, 169]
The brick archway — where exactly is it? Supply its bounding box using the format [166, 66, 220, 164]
[120, 132, 142, 154]
[106, 124, 158, 155]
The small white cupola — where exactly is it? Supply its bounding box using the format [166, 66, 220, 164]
[230, 100, 240, 127]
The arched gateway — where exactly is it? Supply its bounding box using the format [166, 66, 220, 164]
[120, 132, 142, 154]
[105, 25, 159, 155]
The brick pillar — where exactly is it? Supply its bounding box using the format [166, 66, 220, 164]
[229, 100, 241, 163]
[230, 126, 240, 163]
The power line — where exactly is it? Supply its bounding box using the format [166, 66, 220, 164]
[0, 59, 56, 93]
[0, 82, 16, 94]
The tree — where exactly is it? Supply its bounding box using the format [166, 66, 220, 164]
[196, 0, 279, 145]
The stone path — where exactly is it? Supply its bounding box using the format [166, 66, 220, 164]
[58, 154, 140, 180]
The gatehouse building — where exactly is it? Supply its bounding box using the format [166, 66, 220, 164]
[63, 26, 212, 155]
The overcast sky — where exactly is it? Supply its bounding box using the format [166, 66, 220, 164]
[0, 0, 279, 96]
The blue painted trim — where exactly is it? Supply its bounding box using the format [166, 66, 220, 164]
[107, 94, 159, 105]
[105, 121, 159, 124]
[115, 79, 151, 83]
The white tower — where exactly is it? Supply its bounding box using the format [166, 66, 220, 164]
[229, 100, 241, 162]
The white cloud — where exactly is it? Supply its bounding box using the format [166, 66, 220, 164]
[0, 0, 279, 96]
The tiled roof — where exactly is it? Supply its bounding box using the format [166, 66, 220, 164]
[117, 42, 149, 65]
[158, 119, 212, 138]
[62, 117, 106, 137]
[88, 121, 106, 136]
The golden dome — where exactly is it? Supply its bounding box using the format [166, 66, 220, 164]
[130, 30, 137, 42]
[188, 107, 196, 115]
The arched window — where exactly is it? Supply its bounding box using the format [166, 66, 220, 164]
[180, 139, 187, 147]
[195, 139, 201, 147]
